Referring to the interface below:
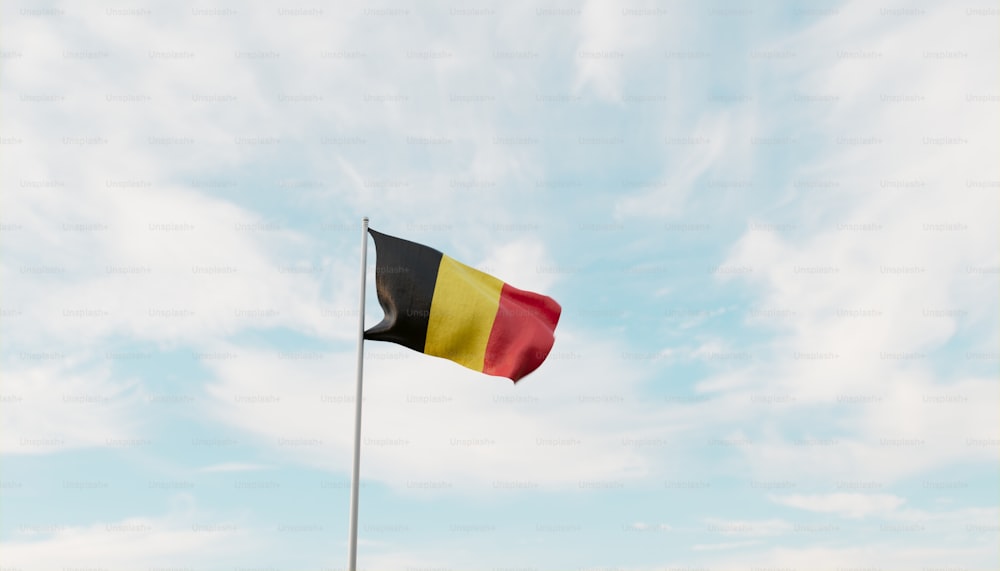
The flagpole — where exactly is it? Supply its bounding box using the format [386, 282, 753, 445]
[347, 216, 369, 571]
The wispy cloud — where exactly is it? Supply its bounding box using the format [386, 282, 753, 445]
[1, 507, 256, 569]
[197, 463, 272, 473]
[770, 493, 905, 519]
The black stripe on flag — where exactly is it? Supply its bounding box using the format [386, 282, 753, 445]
[364, 228, 444, 353]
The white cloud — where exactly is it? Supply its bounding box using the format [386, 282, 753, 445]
[771, 493, 905, 519]
[197, 462, 272, 473]
[0, 504, 257, 571]
[630, 522, 671, 531]
[704, 541, 999, 571]
[475, 236, 557, 292]
[573, 0, 675, 101]
[0, 0, 600, 361]
[0, 362, 143, 454]
[692, 540, 761, 552]
[694, 504, 1000, 569]
[703, 517, 793, 537]
[199, 327, 675, 491]
[615, 113, 733, 219]
[688, 0, 1000, 485]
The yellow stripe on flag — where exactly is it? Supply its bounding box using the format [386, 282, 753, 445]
[425, 255, 504, 372]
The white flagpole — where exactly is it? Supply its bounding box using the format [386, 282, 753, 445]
[347, 216, 369, 571]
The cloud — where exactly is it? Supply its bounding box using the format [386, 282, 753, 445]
[615, 113, 734, 219]
[0, 503, 255, 570]
[703, 540, 999, 571]
[692, 504, 1000, 570]
[703, 517, 793, 537]
[475, 236, 558, 292]
[684, 0, 1000, 485]
[692, 540, 761, 552]
[197, 462, 272, 473]
[199, 326, 677, 491]
[0, 362, 143, 454]
[630, 522, 671, 531]
[771, 493, 905, 519]
[573, 0, 676, 101]
[2, 168, 352, 348]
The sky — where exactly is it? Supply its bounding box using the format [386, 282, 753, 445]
[1, 1, 998, 570]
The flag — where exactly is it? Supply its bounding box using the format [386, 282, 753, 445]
[364, 228, 561, 382]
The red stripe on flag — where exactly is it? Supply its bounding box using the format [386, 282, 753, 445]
[482, 283, 562, 382]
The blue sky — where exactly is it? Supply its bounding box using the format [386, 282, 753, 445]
[1, 1, 998, 569]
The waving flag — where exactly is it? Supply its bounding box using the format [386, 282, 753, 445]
[364, 228, 561, 382]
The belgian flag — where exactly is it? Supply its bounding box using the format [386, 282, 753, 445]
[364, 229, 561, 382]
